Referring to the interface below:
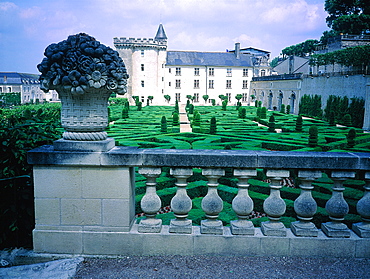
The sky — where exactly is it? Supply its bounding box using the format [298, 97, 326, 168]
[0, 0, 330, 74]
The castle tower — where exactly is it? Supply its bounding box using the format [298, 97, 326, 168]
[114, 24, 167, 105]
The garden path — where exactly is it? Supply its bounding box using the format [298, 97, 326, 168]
[179, 105, 192, 132]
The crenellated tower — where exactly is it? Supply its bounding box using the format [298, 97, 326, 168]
[114, 24, 167, 104]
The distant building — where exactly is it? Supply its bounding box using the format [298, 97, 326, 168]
[273, 56, 310, 75]
[114, 24, 271, 105]
[0, 72, 59, 104]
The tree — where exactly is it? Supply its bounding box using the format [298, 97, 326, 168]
[148, 96, 154, 103]
[343, 114, 352, 126]
[222, 100, 228, 111]
[202, 95, 209, 104]
[172, 112, 179, 126]
[280, 104, 285, 114]
[286, 105, 291, 114]
[137, 102, 142, 111]
[164, 95, 171, 103]
[174, 100, 179, 113]
[325, 0, 370, 34]
[260, 107, 267, 119]
[121, 107, 129, 119]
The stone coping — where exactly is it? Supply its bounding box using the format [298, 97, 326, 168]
[28, 141, 370, 170]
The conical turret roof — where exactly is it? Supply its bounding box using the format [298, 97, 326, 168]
[155, 24, 167, 40]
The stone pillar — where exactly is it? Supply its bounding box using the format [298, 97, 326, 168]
[169, 168, 193, 234]
[230, 169, 256, 235]
[353, 171, 370, 238]
[138, 167, 162, 233]
[321, 171, 355, 238]
[291, 170, 321, 237]
[362, 82, 370, 131]
[201, 168, 225, 235]
[261, 169, 289, 236]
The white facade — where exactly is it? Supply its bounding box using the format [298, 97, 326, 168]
[0, 72, 59, 104]
[114, 24, 271, 106]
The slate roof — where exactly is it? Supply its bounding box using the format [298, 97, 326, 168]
[0, 72, 40, 85]
[155, 24, 167, 40]
[166, 51, 253, 67]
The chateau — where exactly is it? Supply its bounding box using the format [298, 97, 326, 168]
[0, 72, 59, 104]
[114, 24, 271, 105]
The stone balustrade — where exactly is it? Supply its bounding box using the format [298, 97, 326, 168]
[28, 145, 370, 257]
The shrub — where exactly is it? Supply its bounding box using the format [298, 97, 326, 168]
[210, 116, 217, 134]
[121, 107, 129, 119]
[174, 100, 179, 113]
[308, 125, 318, 147]
[286, 105, 291, 114]
[211, 99, 216, 106]
[160, 116, 167, 133]
[137, 102, 142, 111]
[260, 107, 267, 119]
[256, 107, 261, 118]
[222, 100, 228, 111]
[343, 114, 352, 127]
[188, 104, 194, 114]
[268, 115, 276, 132]
[295, 115, 303, 132]
[347, 128, 356, 148]
[239, 108, 246, 119]
[280, 104, 285, 113]
[172, 112, 179, 126]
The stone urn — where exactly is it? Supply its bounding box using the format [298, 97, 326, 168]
[37, 33, 128, 141]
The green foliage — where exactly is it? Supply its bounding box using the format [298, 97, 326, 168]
[260, 107, 267, 119]
[164, 94, 171, 103]
[235, 94, 243, 101]
[343, 114, 352, 127]
[202, 95, 209, 103]
[299, 94, 322, 119]
[295, 115, 303, 132]
[160, 116, 167, 133]
[209, 116, 217, 134]
[270, 57, 280, 68]
[172, 112, 179, 126]
[137, 102, 142, 111]
[121, 107, 129, 119]
[174, 100, 179, 113]
[308, 125, 319, 147]
[280, 104, 285, 113]
[268, 115, 276, 132]
[211, 99, 216, 106]
[0, 92, 21, 107]
[281, 39, 319, 58]
[188, 104, 194, 114]
[286, 105, 291, 114]
[238, 107, 246, 119]
[347, 128, 356, 148]
[222, 100, 228, 111]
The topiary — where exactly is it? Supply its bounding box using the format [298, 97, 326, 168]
[222, 100, 228, 111]
[172, 112, 179, 126]
[280, 104, 285, 114]
[209, 116, 217, 134]
[343, 114, 352, 127]
[160, 116, 167, 133]
[286, 104, 291, 114]
[260, 107, 267, 119]
[121, 107, 129, 119]
[268, 115, 276, 132]
[295, 115, 303, 132]
[308, 125, 318, 147]
[137, 101, 142, 111]
[347, 128, 356, 148]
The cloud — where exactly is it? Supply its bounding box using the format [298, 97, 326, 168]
[0, 1, 17, 11]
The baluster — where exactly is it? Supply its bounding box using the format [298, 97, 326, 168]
[138, 167, 162, 233]
[201, 168, 225, 235]
[261, 170, 289, 236]
[230, 169, 256, 235]
[353, 172, 370, 238]
[321, 171, 355, 238]
[169, 168, 193, 234]
[291, 170, 321, 237]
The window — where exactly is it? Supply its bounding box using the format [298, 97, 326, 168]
[175, 93, 181, 102]
[8, 87, 11, 93]
[162, 77, 164, 81]
[226, 80, 232, 89]
[141, 80, 144, 87]
[194, 68, 199, 76]
[209, 68, 214, 76]
[141, 64, 144, 71]
[176, 67, 181, 76]
[141, 50, 144, 56]
[193, 93, 199, 103]
[169, 82, 171, 87]
[243, 69, 248, 77]
[261, 70, 266, 76]
[227, 68, 232, 77]
[243, 80, 248, 89]
[169, 68, 172, 73]
[242, 93, 248, 102]
[194, 80, 200, 89]
[208, 80, 214, 89]
[0, 87, 2, 93]
[226, 93, 231, 102]
[175, 79, 181, 89]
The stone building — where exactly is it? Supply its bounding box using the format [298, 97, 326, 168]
[114, 24, 271, 105]
[0, 72, 59, 104]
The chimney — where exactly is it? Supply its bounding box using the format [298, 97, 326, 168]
[235, 43, 240, 59]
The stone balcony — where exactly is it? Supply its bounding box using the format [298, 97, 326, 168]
[28, 143, 370, 257]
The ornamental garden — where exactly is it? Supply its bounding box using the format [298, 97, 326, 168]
[0, 97, 369, 248]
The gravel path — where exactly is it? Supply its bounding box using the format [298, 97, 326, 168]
[73, 255, 370, 279]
